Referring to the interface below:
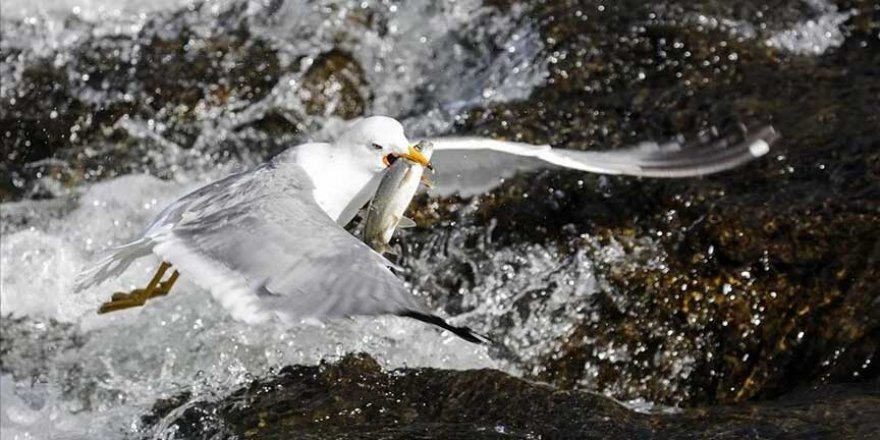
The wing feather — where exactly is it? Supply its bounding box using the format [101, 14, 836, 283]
[148, 160, 429, 323]
[428, 125, 779, 196]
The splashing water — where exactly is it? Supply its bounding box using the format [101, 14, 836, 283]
[764, 7, 852, 55]
[676, 0, 853, 56]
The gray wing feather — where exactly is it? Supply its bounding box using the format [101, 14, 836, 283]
[74, 239, 153, 291]
[428, 125, 779, 196]
[148, 160, 427, 323]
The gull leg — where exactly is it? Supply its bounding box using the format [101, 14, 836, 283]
[152, 269, 179, 298]
[98, 262, 175, 314]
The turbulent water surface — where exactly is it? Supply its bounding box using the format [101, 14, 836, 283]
[1, 0, 878, 438]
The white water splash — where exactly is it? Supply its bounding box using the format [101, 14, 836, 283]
[765, 8, 852, 55]
[682, 0, 853, 56]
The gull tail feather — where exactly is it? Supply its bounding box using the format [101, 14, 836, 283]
[398, 310, 493, 345]
[74, 239, 153, 292]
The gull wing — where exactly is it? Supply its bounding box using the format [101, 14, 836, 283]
[426, 125, 779, 196]
[140, 157, 487, 344]
[145, 160, 423, 324]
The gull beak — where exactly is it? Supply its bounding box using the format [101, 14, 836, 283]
[396, 145, 433, 170]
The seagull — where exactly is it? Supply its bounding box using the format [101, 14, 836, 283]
[75, 116, 779, 343]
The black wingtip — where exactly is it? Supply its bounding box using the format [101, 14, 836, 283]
[398, 310, 493, 345]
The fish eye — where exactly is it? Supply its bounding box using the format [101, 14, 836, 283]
[371, 143, 384, 151]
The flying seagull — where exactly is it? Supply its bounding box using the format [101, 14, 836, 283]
[76, 116, 779, 343]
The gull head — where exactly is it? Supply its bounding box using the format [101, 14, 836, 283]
[334, 116, 431, 174]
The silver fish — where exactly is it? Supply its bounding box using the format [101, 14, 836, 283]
[363, 140, 434, 254]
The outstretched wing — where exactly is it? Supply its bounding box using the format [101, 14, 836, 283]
[76, 152, 488, 343]
[147, 157, 428, 325]
[427, 125, 779, 196]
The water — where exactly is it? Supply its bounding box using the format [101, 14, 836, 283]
[0, 0, 864, 438]
[676, 0, 853, 55]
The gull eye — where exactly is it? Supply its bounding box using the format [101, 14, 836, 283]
[371, 143, 384, 151]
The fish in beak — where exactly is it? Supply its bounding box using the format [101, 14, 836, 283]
[386, 145, 433, 170]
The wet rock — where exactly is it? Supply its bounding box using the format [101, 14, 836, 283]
[137, 27, 279, 113]
[1, 13, 286, 199]
[403, 0, 880, 406]
[148, 353, 880, 439]
[0, 3, 372, 201]
[300, 49, 370, 120]
[0, 56, 89, 200]
[147, 353, 651, 438]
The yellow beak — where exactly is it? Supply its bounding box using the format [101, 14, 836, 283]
[397, 145, 433, 170]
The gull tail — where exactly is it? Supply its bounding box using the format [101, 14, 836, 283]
[551, 125, 781, 178]
[398, 310, 493, 345]
[74, 239, 153, 292]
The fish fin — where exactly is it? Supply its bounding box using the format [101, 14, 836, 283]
[383, 244, 399, 256]
[396, 216, 417, 229]
[373, 238, 398, 256]
[420, 175, 434, 188]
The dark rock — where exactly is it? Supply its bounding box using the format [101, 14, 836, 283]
[402, 0, 880, 406]
[135, 18, 281, 113]
[0, 3, 373, 201]
[0, 56, 89, 199]
[300, 49, 370, 120]
[147, 353, 880, 439]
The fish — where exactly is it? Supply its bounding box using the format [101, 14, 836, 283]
[363, 140, 434, 254]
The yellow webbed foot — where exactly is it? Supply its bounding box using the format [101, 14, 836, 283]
[97, 262, 179, 314]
